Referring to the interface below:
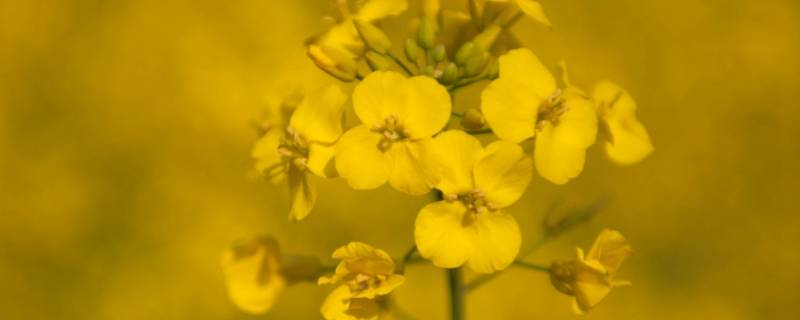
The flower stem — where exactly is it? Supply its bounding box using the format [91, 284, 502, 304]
[389, 52, 414, 76]
[448, 267, 465, 320]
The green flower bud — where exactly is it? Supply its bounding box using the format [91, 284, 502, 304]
[473, 25, 501, 50]
[464, 50, 490, 77]
[405, 38, 420, 63]
[354, 19, 392, 54]
[417, 17, 437, 49]
[420, 65, 435, 77]
[461, 108, 486, 130]
[440, 62, 460, 85]
[365, 51, 393, 71]
[454, 42, 476, 66]
[307, 45, 357, 82]
[431, 45, 446, 63]
[486, 59, 500, 79]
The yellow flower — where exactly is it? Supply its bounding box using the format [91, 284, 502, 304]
[251, 85, 347, 221]
[319, 242, 405, 320]
[470, 0, 551, 28]
[549, 229, 633, 314]
[593, 81, 654, 165]
[335, 71, 450, 195]
[311, 0, 408, 60]
[481, 48, 597, 185]
[414, 130, 532, 273]
[220, 236, 285, 314]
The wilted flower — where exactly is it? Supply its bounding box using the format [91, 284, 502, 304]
[319, 242, 405, 320]
[252, 85, 347, 221]
[592, 81, 654, 165]
[415, 130, 532, 273]
[550, 229, 633, 314]
[481, 48, 597, 185]
[335, 71, 450, 195]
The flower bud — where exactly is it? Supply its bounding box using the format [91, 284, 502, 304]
[417, 17, 437, 49]
[404, 38, 420, 63]
[454, 42, 476, 66]
[365, 51, 393, 71]
[440, 62, 460, 84]
[431, 44, 446, 63]
[461, 108, 486, 130]
[307, 45, 357, 82]
[354, 19, 392, 54]
[420, 65, 435, 77]
[421, 0, 440, 19]
[486, 59, 500, 79]
[463, 50, 489, 77]
[473, 25, 501, 50]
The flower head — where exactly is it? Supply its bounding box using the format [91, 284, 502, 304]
[481, 48, 597, 185]
[220, 236, 285, 314]
[593, 81, 653, 165]
[550, 229, 633, 314]
[335, 71, 451, 195]
[252, 85, 347, 221]
[414, 130, 532, 273]
[310, 0, 408, 60]
[319, 242, 405, 320]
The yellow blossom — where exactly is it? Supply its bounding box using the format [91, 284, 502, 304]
[593, 81, 654, 165]
[220, 236, 285, 314]
[470, 0, 551, 28]
[415, 130, 532, 273]
[310, 0, 408, 60]
[549, 229, 633, 314]
[319, 242, 405, 320]
[251, 85, 347, 221]
[335, 71, 450, 195]
[481, 48, 597, 185]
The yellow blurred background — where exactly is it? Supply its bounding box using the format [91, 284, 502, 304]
[1, 0, 798, 319]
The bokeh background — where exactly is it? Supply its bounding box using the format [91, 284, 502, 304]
[1, 0, 798, 319]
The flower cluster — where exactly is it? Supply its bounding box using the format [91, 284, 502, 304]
[229, 0, 651, 318]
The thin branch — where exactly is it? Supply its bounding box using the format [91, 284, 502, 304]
[389, 52, 414, 76]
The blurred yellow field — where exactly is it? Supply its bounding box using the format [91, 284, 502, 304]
[1, 0, 798, 319]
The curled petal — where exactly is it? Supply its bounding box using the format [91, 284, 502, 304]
[357, 0, 409, 21]
[593, 81, 653, 165]
[288, 167, 316, 221]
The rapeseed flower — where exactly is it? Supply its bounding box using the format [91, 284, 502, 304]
[252, 85, 347, 221]
[319, 242, 405, 320]
[550, 229, 633, 314]
[311, 0, 408, 59]
[481, 48, 597, 185]
[593, 81, 654, 165]
[335, 71, 450, 195]
[415, 130, 532, 273]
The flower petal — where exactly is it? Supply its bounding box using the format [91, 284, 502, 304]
[473, 140, 532, 208]
[514, 0, 552, 27]
[252, 129, 287, 184]
[586, 229, 632, 275]
[352, 71, 409, 127]
[465, 210, 521, 274]
[386, 140, 433, 195]
[481, 77, 538, 143]
[415, 201, 473, 268]
[321, 285, 357, 320]
[307, 143, 337, 178]
[221, 236, 285, 314]
[290, 85, 347, 144]
[335, 125, 388, 190]
[402, 76, 451, 138]
[593, 81, 653, 165]
[499, 48, 556, 101]
[534, 95, 597, 185]
[357, 0, 409, 21]
[288, 167, 316, 221]
[424, 130, 483, 195]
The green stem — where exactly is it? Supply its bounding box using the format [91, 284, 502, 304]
[466, 128, 493, 135]
[465, 259, 550, 291]
[513, 260, 551, 272]
[448, 267, 465, 320]
[398, 245, 418, 273]
[448, 76, 489, 92]
[451, 111, 464, 118]
[389, 52, 414, 76]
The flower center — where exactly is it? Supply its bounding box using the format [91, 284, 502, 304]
[371, 114, 409, 152]
[277, 127, 310, 169]
[446, 189, 497, 226]
[537, 89, 569, 130]
[347, 272, 387, 294]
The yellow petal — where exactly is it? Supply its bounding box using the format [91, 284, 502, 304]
[321, 285, 358, 320]
[534, 95, 597, 185]
[415, 201, 473, 268]
[335, 125, 388, 190]
[514, 0, 552, 27]
[498, 48, 556, 101]
[424, 130, 483, 195]
[354, 274, 405, 299]
[332, 242, 396, 275]
[288, 167, 316, 221]
[357, 0, 409, 21]
[593, 81, 653, 165]
[352, 71, 409, 126]
[319, 21, 363, 59]
[586, 229, 632, 275]
[465, 210, 521, 274]
[473, 140, 532, 208]
[252, 129, 287, 184]
[307, 143, 337, 178]
[221, 236, 285, 314]
[386, 140, 434, 195]
[402, 76, 451, 138]
[481, 77, 538, 142]
[290, 85, 347, 144]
